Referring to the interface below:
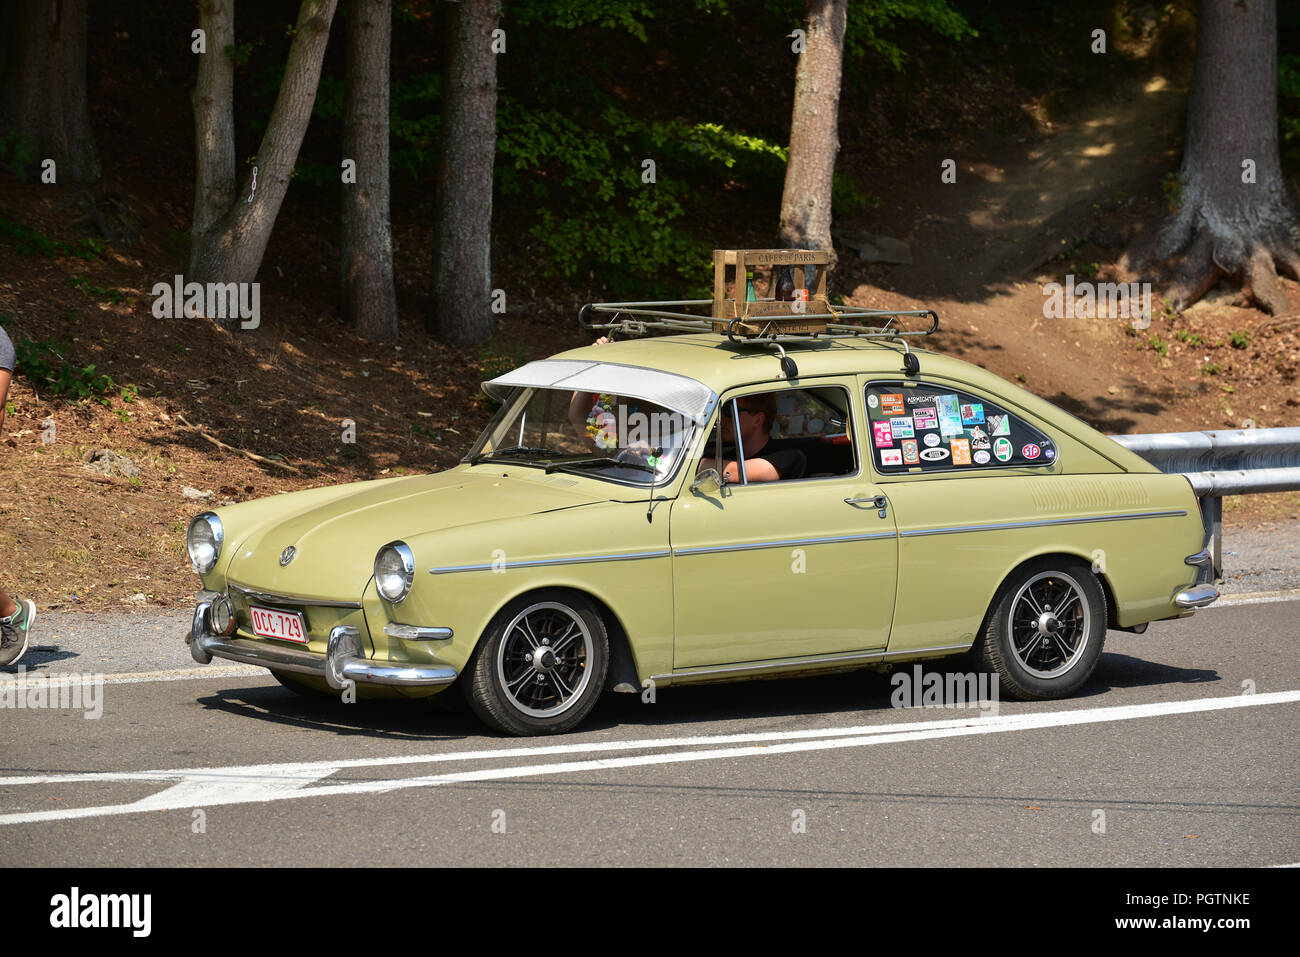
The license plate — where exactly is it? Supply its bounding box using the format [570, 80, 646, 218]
[248, 605, 308, 643]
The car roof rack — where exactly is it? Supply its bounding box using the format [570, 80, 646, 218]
[578, 248, 939, 378]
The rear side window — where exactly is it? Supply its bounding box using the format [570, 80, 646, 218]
[864, 381, 1056, 473]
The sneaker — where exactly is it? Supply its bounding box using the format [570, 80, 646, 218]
[0, 598, 36, 667]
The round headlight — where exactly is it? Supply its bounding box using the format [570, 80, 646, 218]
[187, 512, 224, 574]
[210, 595, 235, 636]
[375, 542, 415, 603]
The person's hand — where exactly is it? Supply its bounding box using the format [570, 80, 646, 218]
[594, 336, 610, 346]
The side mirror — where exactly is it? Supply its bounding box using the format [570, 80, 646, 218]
[691, 468, 723, 495]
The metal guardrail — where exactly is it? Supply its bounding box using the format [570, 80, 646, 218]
[1111, 427, 1300, 581]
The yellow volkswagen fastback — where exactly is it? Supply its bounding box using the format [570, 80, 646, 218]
[186, 294, 1217, 736]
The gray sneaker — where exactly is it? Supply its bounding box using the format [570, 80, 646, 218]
[0, 598, 36, 667]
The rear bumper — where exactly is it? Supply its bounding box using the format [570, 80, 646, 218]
[188, 600, 458, 689]
[1173, 584, 1219, 609]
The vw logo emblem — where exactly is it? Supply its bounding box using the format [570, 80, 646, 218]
[279, 546, 296, 566]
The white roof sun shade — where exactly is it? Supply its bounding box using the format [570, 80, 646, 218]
[484, 360, 717, 425]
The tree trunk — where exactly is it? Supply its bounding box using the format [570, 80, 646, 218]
[1135, 0, 1300, 315]
[190, 0, 236, 275]
[778, 0, 846, 267]
[430, 0, 500, 348]
[189, 0, 338, 313]
[341, 0, 398, 341]
[0, 0, 101, 184]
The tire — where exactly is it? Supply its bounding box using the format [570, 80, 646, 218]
[462, 590, 609, 736]
[973, 559, 1107, 701]
[270, 670, 330, 697]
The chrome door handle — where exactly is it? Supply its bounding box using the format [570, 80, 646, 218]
[844, 495, 888, 517]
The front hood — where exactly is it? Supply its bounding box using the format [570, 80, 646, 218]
[222, 468, 601, 599]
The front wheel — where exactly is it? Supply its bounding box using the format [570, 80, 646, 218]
[973, 559, 1106, 700]
[462, 591, 609, 735]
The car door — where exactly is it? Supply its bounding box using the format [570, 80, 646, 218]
[668, 379, 899, 670]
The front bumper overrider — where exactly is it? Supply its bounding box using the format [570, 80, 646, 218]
[188, 600, 458, 690]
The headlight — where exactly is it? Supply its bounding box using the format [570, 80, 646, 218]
[187, 512, 224, 574]
[375, 541, 415, 603]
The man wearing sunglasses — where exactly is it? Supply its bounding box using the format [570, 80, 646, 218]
[698, 391, 806, 483]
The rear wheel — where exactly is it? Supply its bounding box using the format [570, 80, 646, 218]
[974, 559, 1106, 700]
[462, 591, 608, 736]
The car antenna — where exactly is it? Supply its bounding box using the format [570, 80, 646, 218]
[646, 454, 658, 523]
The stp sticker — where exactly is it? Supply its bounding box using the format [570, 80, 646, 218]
[902, 439, 919, 464]
[1022, 443, 1041, 459]
[994, 437, 1013, 461]
[873, 421, 894, 447]
[951, 438, 971, 465]
[880, 448, 903, 466]
[881, 393, 905, 416]
[867, 394, 879, 409]
[919, 448, 949, 462]
[923, 432, 940, 447]
[973, 450, 991, 464]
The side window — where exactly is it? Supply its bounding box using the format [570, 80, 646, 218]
[703, 386, 857, 484]
[864, 381, 1056, 474]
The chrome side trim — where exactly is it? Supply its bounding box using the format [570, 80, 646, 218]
[430, 549, 671, 575]
[674, 531, 896, 557]
[384, 623, 454, 641]
[899, 509, 1188, 539]
[228, 580, 363, 609]
[651, 642, 971, 683]
[1174, 584, 1219, 609]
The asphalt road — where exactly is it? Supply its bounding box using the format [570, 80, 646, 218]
[1, 592, 1296, 867]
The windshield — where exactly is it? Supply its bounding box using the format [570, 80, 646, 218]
[466, 387, 697, 486]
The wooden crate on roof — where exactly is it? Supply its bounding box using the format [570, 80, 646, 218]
[710, 248, 832, 337]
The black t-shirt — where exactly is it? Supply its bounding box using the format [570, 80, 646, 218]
[722, 440, 807, 481]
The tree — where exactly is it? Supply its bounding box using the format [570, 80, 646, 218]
[778, 0, 847, 263]
[1134, 0, 1300, 315]
[189, 0, 339, 309]
[190, 0, 236, 263]
[430, 0, 501, 348]
[0, 0, 100, 183]
[341, 0, 398, 341]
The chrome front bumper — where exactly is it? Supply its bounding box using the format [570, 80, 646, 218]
[188, 601, 458, 689]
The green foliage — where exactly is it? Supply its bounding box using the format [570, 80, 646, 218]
[68, 275, 131, 306]
[1147, 333, 1168, 357]
[0, 131, 38, 181]
[11, 339, 116, 402]
[1281, 54, 1300, 167]
[1228, 330, 1252, 350]
[841, 0, 976, 69]
[1175, 330, 1207, 347]
[1201, 361, 1222, 376]
[0, 219, 105, 260]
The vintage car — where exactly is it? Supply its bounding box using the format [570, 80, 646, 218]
[186, 252, 1217, 735]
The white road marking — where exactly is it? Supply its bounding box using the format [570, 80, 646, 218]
[1211, 589, 1300, 609]
[0, 665, 260, 689]
[0, 690, 1295, 826]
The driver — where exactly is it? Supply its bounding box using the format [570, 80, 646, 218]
[699, 392, 806, 482]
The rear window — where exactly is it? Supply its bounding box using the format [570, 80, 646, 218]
[864, 381, 1056, 473]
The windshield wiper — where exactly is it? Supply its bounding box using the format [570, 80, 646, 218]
[545, 456, 658, 477]
[470, 445, 560, 465]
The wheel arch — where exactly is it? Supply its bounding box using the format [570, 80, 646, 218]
[990, 550, 1118, 630]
